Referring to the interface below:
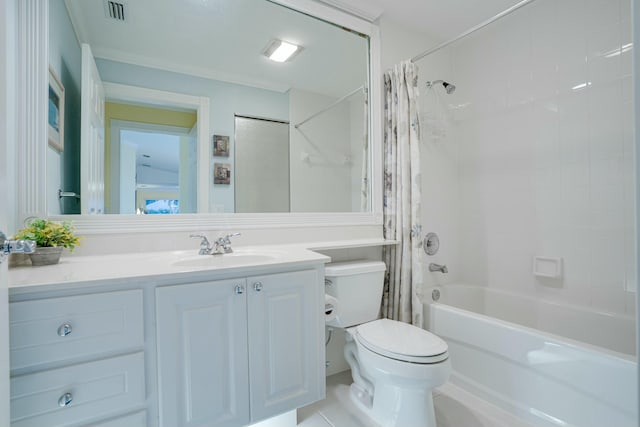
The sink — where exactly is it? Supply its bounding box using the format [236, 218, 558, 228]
[171, 249, 284, 269]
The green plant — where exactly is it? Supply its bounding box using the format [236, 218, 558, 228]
[14, 219, 81, 251]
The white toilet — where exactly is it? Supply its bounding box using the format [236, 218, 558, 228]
[325, 260, 450, 427]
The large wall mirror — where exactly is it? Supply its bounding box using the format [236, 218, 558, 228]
[18, 0, 381, 232]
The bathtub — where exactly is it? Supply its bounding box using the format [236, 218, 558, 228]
[424, 285, 637, 427]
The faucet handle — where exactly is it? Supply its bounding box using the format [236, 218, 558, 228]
[224, 232, 241, 241]
[217, 232, 241, 253]
[190, 234, 212, 255]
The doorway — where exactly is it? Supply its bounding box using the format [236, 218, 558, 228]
[110, 120, 196, 214]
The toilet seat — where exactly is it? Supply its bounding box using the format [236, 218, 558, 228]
[356, 319, 448, 364]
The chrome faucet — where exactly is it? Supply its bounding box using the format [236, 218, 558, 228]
[0, 231, 36, 264]
[429, 263, 448, 274]
[212, 233, 241, 255]
[190, 234, 213, 255]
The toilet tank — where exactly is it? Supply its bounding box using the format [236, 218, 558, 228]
[325, 260, 386, 328]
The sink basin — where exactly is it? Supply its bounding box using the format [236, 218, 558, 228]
[171, 250, 284, 269]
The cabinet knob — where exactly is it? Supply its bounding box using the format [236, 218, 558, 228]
[57, 323, 72, 337]
[235, 285, 245, 295]
[253, 282, 263, 292]
[58, 392, 73, 407]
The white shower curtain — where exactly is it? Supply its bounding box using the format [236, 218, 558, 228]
[360, 87, 369, 211]
[381, 60, 424, 327]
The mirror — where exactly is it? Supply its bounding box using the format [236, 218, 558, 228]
[47, 0, 372, 216]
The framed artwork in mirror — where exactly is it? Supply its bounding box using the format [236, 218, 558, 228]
[213, 134, 229, 157]
[214, 162, 231, 185]
[47, 66, 65, 152]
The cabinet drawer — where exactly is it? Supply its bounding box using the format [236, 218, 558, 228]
[83, 411, 147, 427]
[11, 352, 145, 427]
[10, 290, 144, 370]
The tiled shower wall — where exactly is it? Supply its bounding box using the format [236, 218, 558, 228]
[419, 0, 635, 316]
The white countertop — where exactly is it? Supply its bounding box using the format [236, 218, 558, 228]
[9, 245, 328, 292]
[8, 239, 396, 293]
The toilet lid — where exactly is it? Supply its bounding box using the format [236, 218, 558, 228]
[356, 319, 448, 363]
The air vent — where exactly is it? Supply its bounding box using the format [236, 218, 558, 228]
[104, 0, 127, 22]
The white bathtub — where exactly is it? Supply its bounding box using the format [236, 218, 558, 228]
[425, 285, 637, 427]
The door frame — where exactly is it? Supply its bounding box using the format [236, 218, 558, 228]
[0, 0, 17, 423]
[103, 83, 210, 213]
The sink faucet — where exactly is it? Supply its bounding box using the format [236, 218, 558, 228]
[190, 234, 213, 255]
[429, 263, 448, 274]
[212, 233, 241, 255]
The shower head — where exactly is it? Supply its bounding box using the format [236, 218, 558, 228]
[427, 80, 456, 94]
[442, 81, 456, 94]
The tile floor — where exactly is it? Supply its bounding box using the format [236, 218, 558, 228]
[298, 371, 533, 427]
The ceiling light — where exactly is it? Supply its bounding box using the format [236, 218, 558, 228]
[263, 39, 302, 62]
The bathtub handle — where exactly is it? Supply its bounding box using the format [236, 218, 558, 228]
[429, 263, 448, 274]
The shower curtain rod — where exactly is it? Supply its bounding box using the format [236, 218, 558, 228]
[294, 85, 367, 129]
[410, 0, 538, 63]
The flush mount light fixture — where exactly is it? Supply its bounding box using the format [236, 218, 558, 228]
[263, 39, 302, 62]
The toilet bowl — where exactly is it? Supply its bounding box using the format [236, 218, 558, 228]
[344, 319, 450, 427]
[324, 261, 451, 427]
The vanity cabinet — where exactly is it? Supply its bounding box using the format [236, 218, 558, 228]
[8, 252, 328, 427]
[156, 269, 324, 427]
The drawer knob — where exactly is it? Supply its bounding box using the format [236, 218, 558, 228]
[58, 392, 73, 407]
[254, 282, 263, 292]
[57, 323, 72, 337]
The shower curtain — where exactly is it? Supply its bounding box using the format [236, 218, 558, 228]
[360, 87, 369, 211]
[381, 60, 424, 327]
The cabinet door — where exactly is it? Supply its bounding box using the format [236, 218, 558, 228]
[247, 270, 325, 423]
[156, 279, 249, 427]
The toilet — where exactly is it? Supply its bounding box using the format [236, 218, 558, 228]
[325, 260, 450, 427]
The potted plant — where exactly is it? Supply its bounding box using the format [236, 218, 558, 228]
[13, 219, 80, 266]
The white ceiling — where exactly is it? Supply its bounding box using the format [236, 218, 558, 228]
[64, 0, 369, 97]
[63, 0, 529, 97]
[336, 0, 526, 41]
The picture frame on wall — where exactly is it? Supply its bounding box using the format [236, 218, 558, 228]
[48, 66, 65, 152]
[213, 134, 230, 157]
[214, 162, 231, 185]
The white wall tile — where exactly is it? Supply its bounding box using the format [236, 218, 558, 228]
[591, 286, 627, 314]
[422, 0, 635, 317]
[587, 23, 622, 86]
[586, 0, 621, 29]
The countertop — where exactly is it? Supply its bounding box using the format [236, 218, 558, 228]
[8, 239, 396, 293]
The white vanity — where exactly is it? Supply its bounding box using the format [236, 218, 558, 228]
[8, 247, 329, 427]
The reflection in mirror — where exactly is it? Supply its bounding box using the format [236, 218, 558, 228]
[235, 116, 290, 213]
[47, 0, 371, 215]
[106, 103, 198, 214]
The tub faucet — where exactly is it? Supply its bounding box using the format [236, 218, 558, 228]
[429, 263, 448, 274]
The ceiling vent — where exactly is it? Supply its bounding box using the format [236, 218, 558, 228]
[104, 0, 127, 22]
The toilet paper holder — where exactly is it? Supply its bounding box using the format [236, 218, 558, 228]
[324, 294, 339, 323]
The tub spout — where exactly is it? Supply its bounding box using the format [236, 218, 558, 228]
[429, 263, 448, 274]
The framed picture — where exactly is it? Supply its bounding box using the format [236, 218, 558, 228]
[214, 162, 231, 185]
[213, 134, 230, 157]
[48, 66, 65, 152]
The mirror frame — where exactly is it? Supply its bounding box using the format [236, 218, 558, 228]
[16, 0, 382, 234]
